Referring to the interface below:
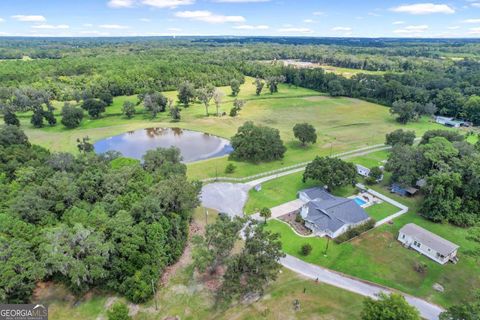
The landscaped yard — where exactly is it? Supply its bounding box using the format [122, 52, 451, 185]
[244, 171, 356, 214]
[365, 201, 399, 221]
[19, 78, 445, 181]
[252, 148, 480, 308]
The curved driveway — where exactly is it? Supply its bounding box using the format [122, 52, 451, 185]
[281, 254, 444, 320]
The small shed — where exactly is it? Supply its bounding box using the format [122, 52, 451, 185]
[398, 223, 459, 264]
[391, 184, 418, 197]
[355, 164, 370, 177]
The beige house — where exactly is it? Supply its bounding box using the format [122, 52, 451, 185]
[398, 223, 459, 265]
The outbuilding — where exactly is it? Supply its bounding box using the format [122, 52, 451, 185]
[398, 223, 459, 265]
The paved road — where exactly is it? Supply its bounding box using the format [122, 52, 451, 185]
[281, 254, 444, 320]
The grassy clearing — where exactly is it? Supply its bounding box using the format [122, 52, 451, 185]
[40, 207, 364, 320]
[254, 150, 479, 307]
[320, 65, 387, 78]
[266, 210, 480, 308]
[244, 149, 389, 214]
[347, 149, 390, 168]
[44, 267, 364, 320]
[244, 171, 357, 214]
[365, 201, 399, 221]
[19, 77, 444, 180]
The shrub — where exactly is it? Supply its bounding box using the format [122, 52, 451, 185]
[301, 244, 312, 256]
[334, 219, 376, 244]
[107, 302, 131, 320]
[225, 163, 236, 174]
[413, 261, 428, 274]
[295, 214, 303, 223]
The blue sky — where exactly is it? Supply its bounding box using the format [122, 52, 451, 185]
[0, 0, 480, 37]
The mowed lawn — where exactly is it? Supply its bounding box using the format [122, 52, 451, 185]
[19, 77, 445, 180]
[365, 201, 399, 221]
[244, 149, 389, 214]
[255, 150, 480, 307]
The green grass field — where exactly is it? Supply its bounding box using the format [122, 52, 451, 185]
[320, 65, 387, 78]
[365, 201, 399, 221]
[18, 77, 446, 180]
[260, 153, 480, 308]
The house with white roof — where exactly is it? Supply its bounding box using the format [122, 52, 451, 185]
[398, 223, 459, 265]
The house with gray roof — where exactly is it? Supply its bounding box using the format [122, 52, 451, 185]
[298, 187, 370, 238]
[398, 223, 459, 265]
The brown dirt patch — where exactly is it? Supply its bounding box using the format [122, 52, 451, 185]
[161, 221, 203, 286]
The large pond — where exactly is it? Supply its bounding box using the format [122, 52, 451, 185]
[94, 127, 233, 162]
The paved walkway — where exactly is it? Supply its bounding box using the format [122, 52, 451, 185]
[250, 198, 305, 220]
[281, 254, 444, 320]
[356, 183, 409, 227]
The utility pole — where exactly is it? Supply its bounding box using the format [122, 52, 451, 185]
[324, 237, 330, 256]
[151, 279, 158, 311]
[205, 208, 208, 225]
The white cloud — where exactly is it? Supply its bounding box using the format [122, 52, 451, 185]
[469, 27, 480, 34]
[167, 27, 182, 31]
[0, 32, 8, 35]
[447, 26, 460, 29]
[175, 10, 245, 23]
[11, 15, 46, 22]
[303, 19, 315, 23]
[278, 27, 313, 34]
[331, 26, 352, 31]
[471, 3, 480, 8]
[142, 0, 194, 8]
[213, 0, 269, 2]
[233, 24, 269, 29]
[313, 11, 325, 16]
[83, 23, 94, 27]
[0, 18, 4, 22]
[108, 0, 135, 7]
[463, 19, 480, 23]
[391, 3, 455, 15]
[32, 24, 69, 29]
[140, 18, 151, 22]
[79, 30, 110, 36]
[394, 24, 429, 35]
[393, 21, 405, 25]
[99, 24, 130, 29]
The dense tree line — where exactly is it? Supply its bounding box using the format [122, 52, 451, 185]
[0, 125, 201, 303]
[2, 38, 480, 124]
[385, 130, 480, 226]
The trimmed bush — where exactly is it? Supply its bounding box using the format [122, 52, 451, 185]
[301, 244, 312, 256]
[334, 219, 376, 244]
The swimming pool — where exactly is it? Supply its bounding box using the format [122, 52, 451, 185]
[354, 197, 367, 206]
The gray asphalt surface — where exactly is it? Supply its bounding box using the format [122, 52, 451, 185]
[281, 254, 444, 320]
[200, 182, 250, 217]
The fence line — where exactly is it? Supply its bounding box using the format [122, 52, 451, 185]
[201, 143, 391, 184]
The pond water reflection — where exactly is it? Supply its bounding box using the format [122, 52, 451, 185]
[94, 127, 233, 162]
